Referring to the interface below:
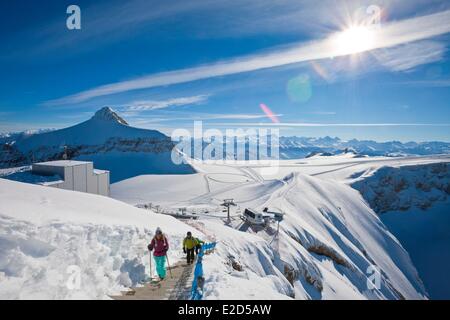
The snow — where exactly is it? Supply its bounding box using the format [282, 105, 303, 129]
[246, 154, 450, 182]
[277, 136, 450, 159]
[16, 112, 165, 152]
[112, 173, 208, 206]
[352, 163, 449, 213]
[0, 178, 193, 299]
[34, 160, 92, 167]
[91, 107, 129, 126]
[76, 151, 194, 183]
[196, 220, 294, 300]
[0, 178, 299, 300]
[2, 151, 448, 300]
[111, 155, 442, 300]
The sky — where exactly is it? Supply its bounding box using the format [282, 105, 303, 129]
[0, 0, 450, 142]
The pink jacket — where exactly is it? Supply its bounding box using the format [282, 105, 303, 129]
[148, 236, 169, 257]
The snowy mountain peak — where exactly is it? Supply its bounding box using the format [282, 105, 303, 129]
[91, 107, 128, 125]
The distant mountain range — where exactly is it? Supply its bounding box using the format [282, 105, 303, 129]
[278, 136, 450, 159]
[190, 135, 450, 160]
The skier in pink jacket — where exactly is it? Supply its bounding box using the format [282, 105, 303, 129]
[147, 227, 169, 280]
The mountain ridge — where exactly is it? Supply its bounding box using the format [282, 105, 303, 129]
[0, 107, 195, 182]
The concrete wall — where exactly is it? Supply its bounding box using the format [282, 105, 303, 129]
[73, 164, 87, 192]
[97, 172, 110, 196]
[86, 163, 97, 194]
[62, 166, 72, 190]
[32, 162, 109, 197]
[87, 170, 98, 195]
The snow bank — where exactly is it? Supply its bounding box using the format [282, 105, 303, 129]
[194, 220, 294, 300]
[0, 179, 194, 299]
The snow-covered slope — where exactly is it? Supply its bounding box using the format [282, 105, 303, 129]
[112, 159, 429, 300]
[244, 153, 450, 182]
[198, 220, 294, 300]
[3, 151, 445, 299]
[0, 107, 195, 182]
[0, 178, 297, 300]
[111, 173, 208, 206]
[15, 108, 163, 150]
[262, 173, 425, 299]
[255, 155, 448, 299]
[0, 178, 192, 299]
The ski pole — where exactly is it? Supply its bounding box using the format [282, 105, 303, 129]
[166, 254, 173, 278]
[149, 251, 153, 280]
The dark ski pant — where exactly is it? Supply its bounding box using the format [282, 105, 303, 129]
[186, 248, 195, 264]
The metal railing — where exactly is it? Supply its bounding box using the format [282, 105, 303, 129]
[190, 242, 217, 300]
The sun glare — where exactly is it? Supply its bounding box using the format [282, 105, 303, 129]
[334, 25, 376, 56]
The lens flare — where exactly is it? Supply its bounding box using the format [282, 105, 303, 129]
[310, 61, 331, 81]
[286, 74, 312, 103]
[259, 103, 280, 123]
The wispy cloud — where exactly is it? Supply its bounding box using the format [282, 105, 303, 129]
[129, 113, 283, 124]
[124, 94, 210, 111]
[212, 122, 450, 127]
[43, 9, 450, 106]
[10, 0, 446, 56]
[201, 114, 284, 121]
[373, 41, 446, 71]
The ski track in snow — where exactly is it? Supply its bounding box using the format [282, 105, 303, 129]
[111, 154, 449, 300]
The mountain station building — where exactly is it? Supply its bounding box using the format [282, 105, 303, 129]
[31, 160, 110, 196]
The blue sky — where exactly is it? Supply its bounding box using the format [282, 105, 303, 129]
[1, 0, 450, 142]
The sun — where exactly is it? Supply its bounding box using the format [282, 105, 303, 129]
[334, 25, 376, 56]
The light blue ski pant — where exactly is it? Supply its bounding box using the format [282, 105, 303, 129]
[154, 255, 166, 279]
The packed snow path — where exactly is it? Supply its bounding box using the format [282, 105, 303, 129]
[111, 261, 194, 300]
